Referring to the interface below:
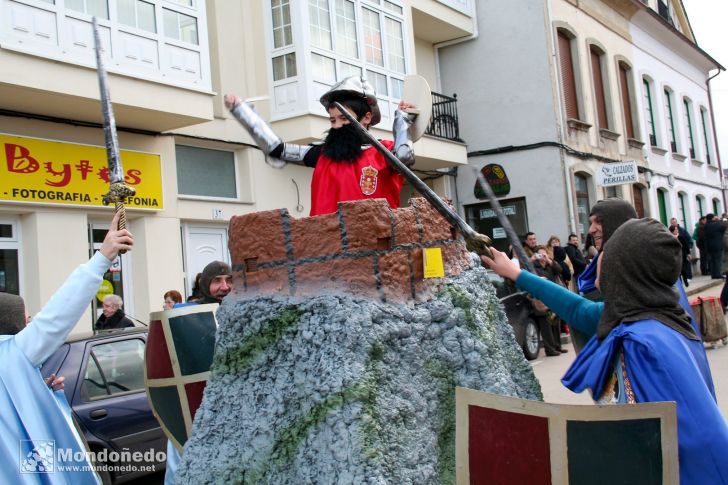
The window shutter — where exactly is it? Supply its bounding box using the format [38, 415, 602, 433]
[558, 32, 579, 120]
[590, 48, 608, 129]
[619, 64, 635, 139]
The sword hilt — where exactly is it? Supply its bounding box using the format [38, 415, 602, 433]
[115, 201, 127, 254]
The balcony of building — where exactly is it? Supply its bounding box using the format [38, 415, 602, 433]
[0, 0, 214, 131]
[410, 0, 475, 44]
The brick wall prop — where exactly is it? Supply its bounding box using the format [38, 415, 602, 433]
[228, 198, 472, 303]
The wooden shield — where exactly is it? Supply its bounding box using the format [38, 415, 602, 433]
[403, 74, 433, 142]
[456, 387, 679, 485]
[145, 304, 218, 451]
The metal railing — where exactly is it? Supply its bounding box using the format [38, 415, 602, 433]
[425, 92, 463, 142]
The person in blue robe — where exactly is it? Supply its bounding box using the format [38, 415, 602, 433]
[0, 213, 133, 484]
[483, 218, 728, 484]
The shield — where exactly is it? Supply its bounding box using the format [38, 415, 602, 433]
[360, 165, 379, 195]
[455, 387, 679, 484]
[403, 74, 433, 142]
[145, 304, 218, 451]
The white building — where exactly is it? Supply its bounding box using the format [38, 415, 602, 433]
[438, 0, 724, 249]
[0, 0, 473, 332]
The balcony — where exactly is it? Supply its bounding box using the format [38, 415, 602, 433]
[426, 92, 463, 142]
[411, 0, 475, 43]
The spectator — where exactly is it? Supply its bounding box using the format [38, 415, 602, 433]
[565, 233, 587, 280]
[523, 232, 538, 259]
[187, 273, 203, 303]
[163, 290, 183, 310]
[95, 294, 134, 330]
[693, 216, 709, 276]
[703, 214, 726, 279]
[198, 261, 233, 304]
[532, 246, 568, 356]
[669, 224, 692, 287]
[547, 235, 572, 287]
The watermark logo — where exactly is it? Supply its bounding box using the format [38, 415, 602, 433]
[19, 440, 55, 474]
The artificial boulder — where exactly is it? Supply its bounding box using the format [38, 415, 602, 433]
[174, 199, 542, 484]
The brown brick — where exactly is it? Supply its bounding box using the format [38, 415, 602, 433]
[392, 205, 421, 246]
[229, 210, 288, 267]
[290, 212, 342, 260]
[411, 197, 456, 243]
[339, 199, 393, 252]
[379, 249, 413, 303]
[294, 256, 378, 300]
[442, 242, 472, 276]
[238, 266, 290, 297]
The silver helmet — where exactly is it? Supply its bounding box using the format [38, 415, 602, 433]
[319, 76, 381, 126]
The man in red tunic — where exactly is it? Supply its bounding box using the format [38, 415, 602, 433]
[224, 76, 416, 216]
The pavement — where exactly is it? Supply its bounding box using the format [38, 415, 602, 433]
[531, 274, 728, 417]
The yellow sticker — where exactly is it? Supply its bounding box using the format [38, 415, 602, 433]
[96, 280, 114, 302]
[423, 247, 445, 278]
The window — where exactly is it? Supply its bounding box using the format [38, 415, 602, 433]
[66, 0, 109, 19]
[557, 30, 580, 120]
[312, 53, 336, 83]
[361, 7, 383, 67]
[683, 98, 695, 159]
[272, 0, 293, 48]
[334, 0, 358, 58]
[340, 61, 362, 78]
[118, 0, 156, 33]
[163, 8, 198, 44]
[700, 107, 713, 164]
[664, 88, 677, 152]
[0, 220, 20, 295]
[82, 339, 145, 400]
[657, 189, 668, 226]
[605, 186, 619, 198]
[590, 45, 608, 129]
[696, 196, 705, 218]
[713, 198, 721, 216]
[272, 53, 297, 80]
[384, 17, 404, 73]
[677, 192, 687, 227]
[309, 0, 332, 50]
[618, 62, 635, 139]
[176, 146, 237, 199]
[643, 78, 657, 145]
[574, 174, 591, 239]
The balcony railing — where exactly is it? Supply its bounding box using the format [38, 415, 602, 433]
[426, 92, 463, 142]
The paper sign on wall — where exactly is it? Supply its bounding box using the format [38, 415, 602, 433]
[424, 247, 445, 278]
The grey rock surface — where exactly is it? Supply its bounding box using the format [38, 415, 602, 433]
[175, 258, 542, 484]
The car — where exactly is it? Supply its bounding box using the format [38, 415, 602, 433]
[486, 270, 541, 360]
[41, 327, 166, 484]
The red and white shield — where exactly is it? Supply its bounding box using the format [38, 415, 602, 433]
[360, 165, 378, 196]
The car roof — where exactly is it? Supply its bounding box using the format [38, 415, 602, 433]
[65, 326, 148, 344]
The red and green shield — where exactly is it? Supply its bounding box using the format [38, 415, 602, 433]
[144, 304, 218, 451]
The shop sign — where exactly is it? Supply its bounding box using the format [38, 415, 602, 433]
[480, 205, 516, 219]
[598, 161, 637, 187]
[0, 134, 163, 209]
[474, 163, 511, 198]
[492, 227, 506, 239]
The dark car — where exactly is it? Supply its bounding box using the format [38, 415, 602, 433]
[486, 270, 541, 360]
[41, 327, 166, 484]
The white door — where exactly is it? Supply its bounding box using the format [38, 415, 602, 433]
[182, 225, 230, 298]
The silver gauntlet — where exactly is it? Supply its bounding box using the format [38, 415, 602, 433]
[393, 109, 415, 165]
[229, 101, 287, 169]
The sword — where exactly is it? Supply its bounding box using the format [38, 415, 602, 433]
[92, 17, 135, 248]
[332, 102, 493, 259]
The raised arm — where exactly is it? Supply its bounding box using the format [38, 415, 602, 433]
[481, 248, 602, 337]
[225, 94, 314, 168]
[15, 213, 133, 366]
[392, 101, 416, 166]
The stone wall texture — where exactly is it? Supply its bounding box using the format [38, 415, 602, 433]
[228, 198, 472, 304]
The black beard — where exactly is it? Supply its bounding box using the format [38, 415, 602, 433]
[322, 123, 364, 162]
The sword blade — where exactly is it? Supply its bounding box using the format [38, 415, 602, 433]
[92, 17, 124, 185]
[332, 102, 476, 239]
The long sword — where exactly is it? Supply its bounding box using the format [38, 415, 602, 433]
[333, 102, 493, 258]
[92, 17, 135, 246]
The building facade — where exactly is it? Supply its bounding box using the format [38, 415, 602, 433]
[0, 0, 473, 333]
[438, 0, 724, 251]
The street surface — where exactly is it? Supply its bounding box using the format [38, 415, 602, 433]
[531, 276, 728, 417]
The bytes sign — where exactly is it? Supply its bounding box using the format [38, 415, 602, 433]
[0, 134, 163, 209]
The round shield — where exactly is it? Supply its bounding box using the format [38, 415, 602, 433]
[403, 75, 433, 142]
[144, 303, 218, 451]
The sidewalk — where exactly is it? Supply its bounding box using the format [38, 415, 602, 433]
[685, 273, 725, 297]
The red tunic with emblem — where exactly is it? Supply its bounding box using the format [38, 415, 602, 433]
[309, 139, 404, 216]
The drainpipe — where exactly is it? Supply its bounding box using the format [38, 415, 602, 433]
[432, 0, 480, 216]
[543, 0, 578, 236]
[706, 68, 726, 211]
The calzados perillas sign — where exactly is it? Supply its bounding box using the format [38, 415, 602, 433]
[598, 161, 637, 187]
